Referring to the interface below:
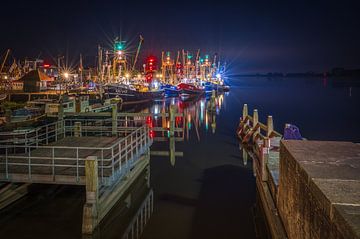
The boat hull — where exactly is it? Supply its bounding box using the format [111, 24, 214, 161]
[161, 85, 180, 97]
[177, 83, 204, 96]
[104, 85, 164, 103]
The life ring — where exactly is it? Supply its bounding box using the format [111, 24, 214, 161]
[85, 107, 90, 112]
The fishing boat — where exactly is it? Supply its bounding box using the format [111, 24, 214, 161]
[177, 83, 204, 95]
[103, 83, 164, 104]
[10, 107, 44, 123]
[161, 84, 180, 97]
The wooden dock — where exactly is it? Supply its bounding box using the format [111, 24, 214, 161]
[237, 104, 286, 238]
[237, 104, 360, 239]
[0, 105, 184, 234]
[0, 116, 153, 234]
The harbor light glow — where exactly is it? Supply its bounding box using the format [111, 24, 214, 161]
[216, 73, 221, 79]
[63, 72, 69, 79]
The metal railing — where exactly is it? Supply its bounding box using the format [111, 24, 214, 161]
[0, 120, 65, 146]
[121, 190, 154, 239]
[0, 125, 152, 186]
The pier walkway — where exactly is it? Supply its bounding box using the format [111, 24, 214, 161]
[0, 117, 153, 234]
[237, 104, 360, 239]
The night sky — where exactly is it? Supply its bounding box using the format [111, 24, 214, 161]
[1, 0, 360, 74]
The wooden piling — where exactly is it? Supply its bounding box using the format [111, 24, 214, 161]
[261, 137, 270, 181]
[253, 109, 260, 139]
[82, 156, 99, 235]
[112, 104, 118, 136]
[267, 116, 273, 137]
[74, 122, 82, 137]
[242, 104, 248, 118]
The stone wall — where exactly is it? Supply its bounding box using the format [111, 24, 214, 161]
[277, 140, 360, 239]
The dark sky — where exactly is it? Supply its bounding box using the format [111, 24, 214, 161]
[1, 0, 360, 74]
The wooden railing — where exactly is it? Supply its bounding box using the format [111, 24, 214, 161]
[237, 104, 283, 182]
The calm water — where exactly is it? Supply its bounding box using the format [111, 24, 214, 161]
[0, 77, 359, 239]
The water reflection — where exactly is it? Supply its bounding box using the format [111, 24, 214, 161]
[139, 93, 226, 141]
[90, 167, 154, 239]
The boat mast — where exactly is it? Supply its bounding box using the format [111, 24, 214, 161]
[132, 35, 144, 72]
[0, 49, 10, 74]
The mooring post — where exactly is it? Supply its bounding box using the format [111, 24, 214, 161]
[267, 115, 273, 137]
[261, 137, 270, 181]
[242, 104, 248, 119]
[74, 122, 82, 137]
[253, 109, 259, 140]
[112, 104, 118, 136]
[169, 105, 175, 137]
[82, 156, 99, 234]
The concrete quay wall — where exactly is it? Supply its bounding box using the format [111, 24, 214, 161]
[278, 140, 360, 239]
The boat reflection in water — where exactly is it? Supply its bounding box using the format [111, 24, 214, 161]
[91, 167, 154, 239]
[139, 92, 226, 140]
[89, 92, 227, 238]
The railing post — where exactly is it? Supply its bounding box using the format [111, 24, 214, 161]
[112, 104, 118, 136]
[52, 147, 55, 180]
[46, 124, 49, 145]
[267, 115, 273, 137]
[55, 122, 58, 142]
[28, 148, 31, 180]
[131, 133, 134, 160]
[35, 128, 39, 147]
[76, 148, 79, 182]
[74, 122, 82, 137]
[82, 156, 99, 234]
[136, 129, 139, 156]
[111, 147, 114, 181]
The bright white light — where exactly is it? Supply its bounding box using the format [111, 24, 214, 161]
[117, 50, 123, 55]
[125, 73, 130, 78]
[63, 72, 69, 79]
[216, 73, 221, 79]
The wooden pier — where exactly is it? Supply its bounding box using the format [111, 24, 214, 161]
[0, 105, 184, 234]
[237, 104, 360, 239]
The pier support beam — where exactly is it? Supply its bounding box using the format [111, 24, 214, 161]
[111, 104, 118, 136]
[82, 156, 99, 235]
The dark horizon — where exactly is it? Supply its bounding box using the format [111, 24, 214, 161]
[1, 0, 360, 75]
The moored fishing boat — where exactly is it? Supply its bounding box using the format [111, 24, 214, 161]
[177, 83, 204, 95]
[103, 83, 164, 104]
[161, 84, 180, 97]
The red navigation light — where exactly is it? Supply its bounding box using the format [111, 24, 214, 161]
[43, 64, 50, 68]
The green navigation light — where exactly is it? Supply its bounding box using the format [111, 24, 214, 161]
[114, 41, 125, 51]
